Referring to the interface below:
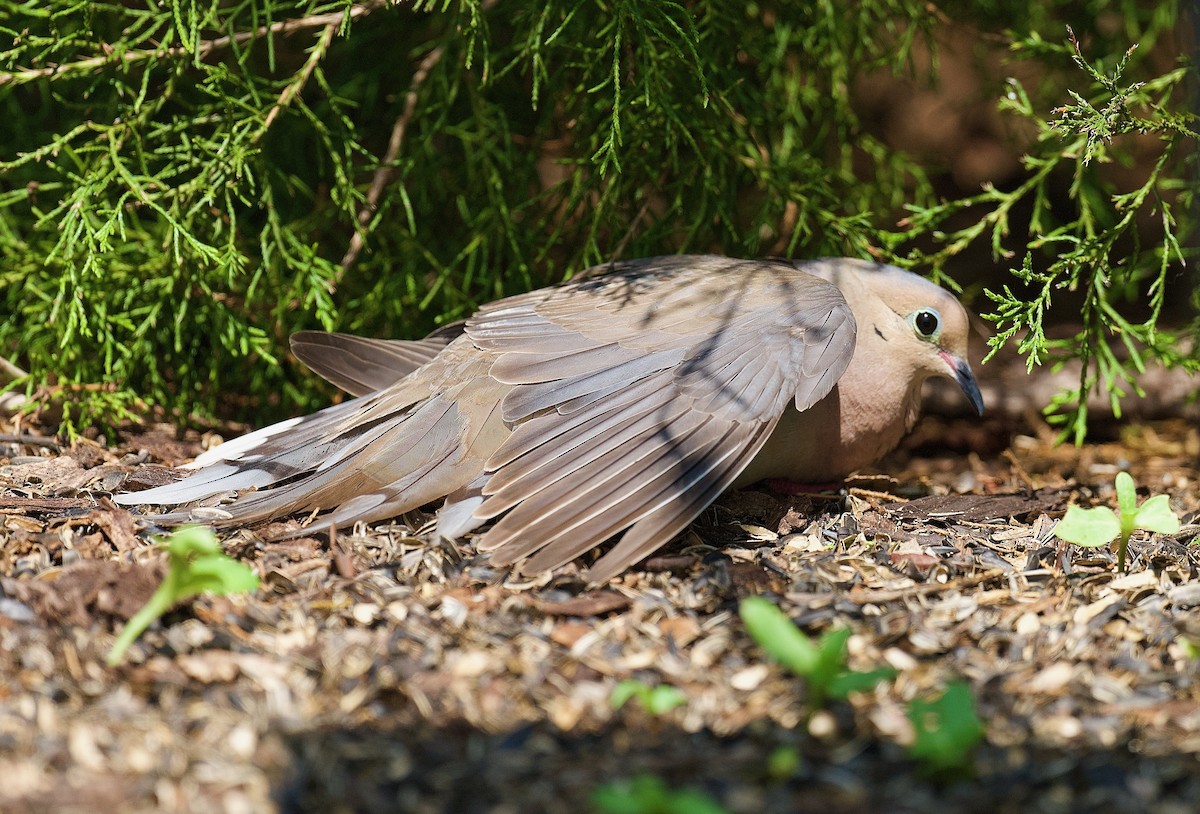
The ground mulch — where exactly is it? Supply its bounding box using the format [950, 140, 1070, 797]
[1, 409, 1199, 813]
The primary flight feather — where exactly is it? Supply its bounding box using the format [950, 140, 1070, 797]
[117, 255, 983, 583]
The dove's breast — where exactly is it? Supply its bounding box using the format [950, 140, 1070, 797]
[733, 362, 928, 487]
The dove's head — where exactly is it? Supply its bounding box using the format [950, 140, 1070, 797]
[800, 258, 984, 416]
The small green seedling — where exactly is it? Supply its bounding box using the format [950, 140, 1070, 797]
[1053, 471, 1180, 572]
[739, 596, 895, 711]
[107, 526, 260, 666]
[592, 774, 728, 814]
[765, 745, 802, 781]
[611, 680, 687, 716]
[907, 681, 984, 779]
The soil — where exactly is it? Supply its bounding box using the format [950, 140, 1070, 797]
[2, 405, 1199, 814]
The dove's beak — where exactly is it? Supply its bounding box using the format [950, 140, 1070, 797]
[940, 351, 984, 416]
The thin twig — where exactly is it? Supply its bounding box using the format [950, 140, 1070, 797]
[0, 354, 30, 415]
[338, 0, 499, 277]
[0, 433, 61, 452]
[0, 393, 27, 415]
[338, 43, 447, 274]
[260, 20, 339, 135]
[843, 569, 1007, 604]
[0, 356, 28, 385]
[0, 0, 388, 87]
[610, 195, 655, 261]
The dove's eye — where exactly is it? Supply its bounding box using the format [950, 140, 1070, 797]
[910, 309, 941, 340]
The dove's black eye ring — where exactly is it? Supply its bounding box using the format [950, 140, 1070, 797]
[910, 309, 941, 340]
[912, 309, 940, 340]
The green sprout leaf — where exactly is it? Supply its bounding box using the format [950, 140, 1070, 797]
[592, 774, 729, 814]
[1115, 471, 1138, 519]
[1133, 495, 1182, 535]
[1052, 505, 1122, 547]
[907, 682, 985, 779]
[740, 596, 894, 711]
[828, 667, 900, 698]
[610, 680, 644, 711]
[810, 626, 853, 692]
[1053, 472, 1181, 572]
[739, 596, 820, 676]
[642, 686, 687, 716]
[611, 680, 687, 716]
[107, 526, 259, 666]
[765, 745, 802, 781]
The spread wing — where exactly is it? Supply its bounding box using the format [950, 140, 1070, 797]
[466, 255, 856, 582]
[117, 255, 855, 582]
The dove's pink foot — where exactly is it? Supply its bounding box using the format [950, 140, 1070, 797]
[763, 478, 844, 496]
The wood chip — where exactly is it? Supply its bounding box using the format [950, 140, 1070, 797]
[533, 591, 632, 617]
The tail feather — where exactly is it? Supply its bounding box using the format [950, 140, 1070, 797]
[114, 398, 377, 507]
[120, 377, 506, 538]
[184, 397, 362, 469]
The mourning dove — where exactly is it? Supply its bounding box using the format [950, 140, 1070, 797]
[116, 255, 983, 582]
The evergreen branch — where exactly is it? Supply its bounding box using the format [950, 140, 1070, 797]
[260, 20, 339, 133]
[0, 1, 387, 87]
[339, 41, 448, 273]
[893, 25, 1198, 443]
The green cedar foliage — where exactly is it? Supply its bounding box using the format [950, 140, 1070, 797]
[0, 1, 1193, 436]
[891, 17, 1198, 443]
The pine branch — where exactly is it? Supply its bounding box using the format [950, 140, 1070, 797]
[0, 1, 388, 87]
[339, 41, 447, 274]
[260, 20, 340, 134]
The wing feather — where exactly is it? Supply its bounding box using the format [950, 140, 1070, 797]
[467, 257, 857, 576]
[488, 377, 668, 469]
[290, 329, 463, 395]
[481, 385, 677, 500]
[581, 422, 775, 582]
[498, 347, 687, 422]
[480, 410, 711, 563]
[479, 404, 705, 524]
